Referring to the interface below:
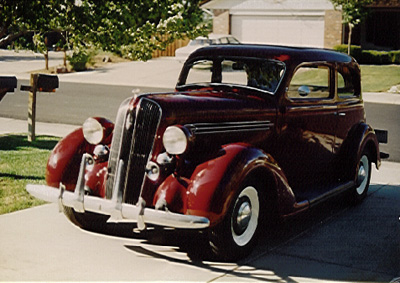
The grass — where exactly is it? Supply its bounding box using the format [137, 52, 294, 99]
[0, 135, 60, 215]
[288, 64, 400, 93]
[360, 65, 400, 92]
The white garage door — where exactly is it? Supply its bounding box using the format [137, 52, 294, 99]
[231, 15, 325, 48]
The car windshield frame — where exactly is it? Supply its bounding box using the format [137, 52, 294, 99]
[177, 56, 286, 96]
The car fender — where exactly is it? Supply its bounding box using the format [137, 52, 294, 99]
[46, 128, 88, 191]
[154, 143, 298, 226]
[46, 117, 114, 192]
[338, 122, 380, 180]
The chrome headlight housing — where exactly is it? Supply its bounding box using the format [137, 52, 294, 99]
[162, 126, 189, 155]
[83, 118, 104, 145]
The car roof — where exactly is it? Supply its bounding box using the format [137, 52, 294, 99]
[188, 44, 354, 65]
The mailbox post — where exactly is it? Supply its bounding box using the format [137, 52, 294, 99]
[21, 74, 59, 142]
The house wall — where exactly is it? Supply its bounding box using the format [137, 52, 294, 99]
[213, 9, 230, 34]
[324, 10, 342, 48]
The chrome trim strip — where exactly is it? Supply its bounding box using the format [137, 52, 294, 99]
[186, 120, 273, 135]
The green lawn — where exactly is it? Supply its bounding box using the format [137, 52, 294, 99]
[0, 135, 59, 214]
[361, 65, 400, 92]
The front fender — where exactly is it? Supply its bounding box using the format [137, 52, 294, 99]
[46, 118, 114, 192]
[46, 128, 87, 191]
[154, 143, 297, 226]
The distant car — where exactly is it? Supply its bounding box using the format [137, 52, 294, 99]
[27, 44, 388, 261]
[175, 34, 240, 62]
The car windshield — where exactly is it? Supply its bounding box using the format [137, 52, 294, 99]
[178, 57, 286, 95]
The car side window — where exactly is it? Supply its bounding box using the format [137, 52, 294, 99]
[337, 66, 357, 98]
[288, 65, 331, 99]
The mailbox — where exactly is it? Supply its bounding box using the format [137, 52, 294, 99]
[37, 74, 59, 92]
[0, 76, 17, 101]
[21, 74, 59, 93]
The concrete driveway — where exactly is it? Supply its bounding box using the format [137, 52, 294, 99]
[1, 164, 399, 282]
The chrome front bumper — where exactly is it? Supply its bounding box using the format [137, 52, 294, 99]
[26, 154, 210, 230]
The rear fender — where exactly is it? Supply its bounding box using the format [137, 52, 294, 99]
[338, 122, 380, 180]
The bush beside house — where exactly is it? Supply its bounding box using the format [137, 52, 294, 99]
[334, 45, 400, 64]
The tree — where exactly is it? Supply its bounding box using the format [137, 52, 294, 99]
[330, 0, 373, 55]
[0, 0, 209, 69]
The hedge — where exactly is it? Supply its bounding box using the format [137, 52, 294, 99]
[333, 45, 400, 65]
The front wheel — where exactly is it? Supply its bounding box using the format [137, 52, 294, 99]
[209, 180, 263, 261]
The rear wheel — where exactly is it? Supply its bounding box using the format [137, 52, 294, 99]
[351, 151, 371, 203]
[209, 179, 264, 261]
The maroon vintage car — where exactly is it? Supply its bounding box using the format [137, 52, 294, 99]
[27, 44, 384, 260]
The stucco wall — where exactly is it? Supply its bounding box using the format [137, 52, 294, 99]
[213, 9, 230, 35]
[324, 9, 343, 49]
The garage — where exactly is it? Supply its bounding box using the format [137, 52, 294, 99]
[203, 0, 341, 49]
[231, 14, 325, 47]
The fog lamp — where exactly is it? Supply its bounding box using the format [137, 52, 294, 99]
[146, 161, 160, 181]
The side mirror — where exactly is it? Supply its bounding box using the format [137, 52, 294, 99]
[298, 85, 310, 97]
[0, 76, 17, 101]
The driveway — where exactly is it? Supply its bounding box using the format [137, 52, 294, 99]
[1, 164, 399, 282]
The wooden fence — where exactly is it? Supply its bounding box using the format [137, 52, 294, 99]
[152, 38, 190, 58]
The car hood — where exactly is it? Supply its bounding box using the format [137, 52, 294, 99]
[143, 89, 276, 126]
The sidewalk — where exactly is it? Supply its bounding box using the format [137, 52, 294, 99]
[1, 49, 399, 103]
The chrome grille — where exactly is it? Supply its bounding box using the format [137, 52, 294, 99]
[106, 98, 132, 199]
[106, 97, 161, 204]
[124, 99, 162, 204]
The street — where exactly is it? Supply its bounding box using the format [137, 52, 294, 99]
[0, 80, 399, 161]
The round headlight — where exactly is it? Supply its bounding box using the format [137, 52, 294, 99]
[83, 118, 104, 145]
[163, 126, 188, 155]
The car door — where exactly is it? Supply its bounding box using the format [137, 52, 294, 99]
[274, 63, 338, 200]
[334, 64, 365, 179]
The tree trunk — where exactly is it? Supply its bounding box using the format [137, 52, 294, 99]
[63, 50, 67, 68]
[44, 49, 49, 70]
[347, 23, 352, 56]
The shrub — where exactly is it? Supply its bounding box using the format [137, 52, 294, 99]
[389, 51, 400, 64]
[68, 48, 95, 71]
[333, 45, 362, 61]
[334, 45, 400, 65]
[361, 50, 391, 64]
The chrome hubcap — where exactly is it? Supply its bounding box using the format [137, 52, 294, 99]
[356, 155, 369, 195]
[357, 164, 366, 186]
[234, 201, 252, 235]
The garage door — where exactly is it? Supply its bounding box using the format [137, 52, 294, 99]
[231, 15, 325, 48]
